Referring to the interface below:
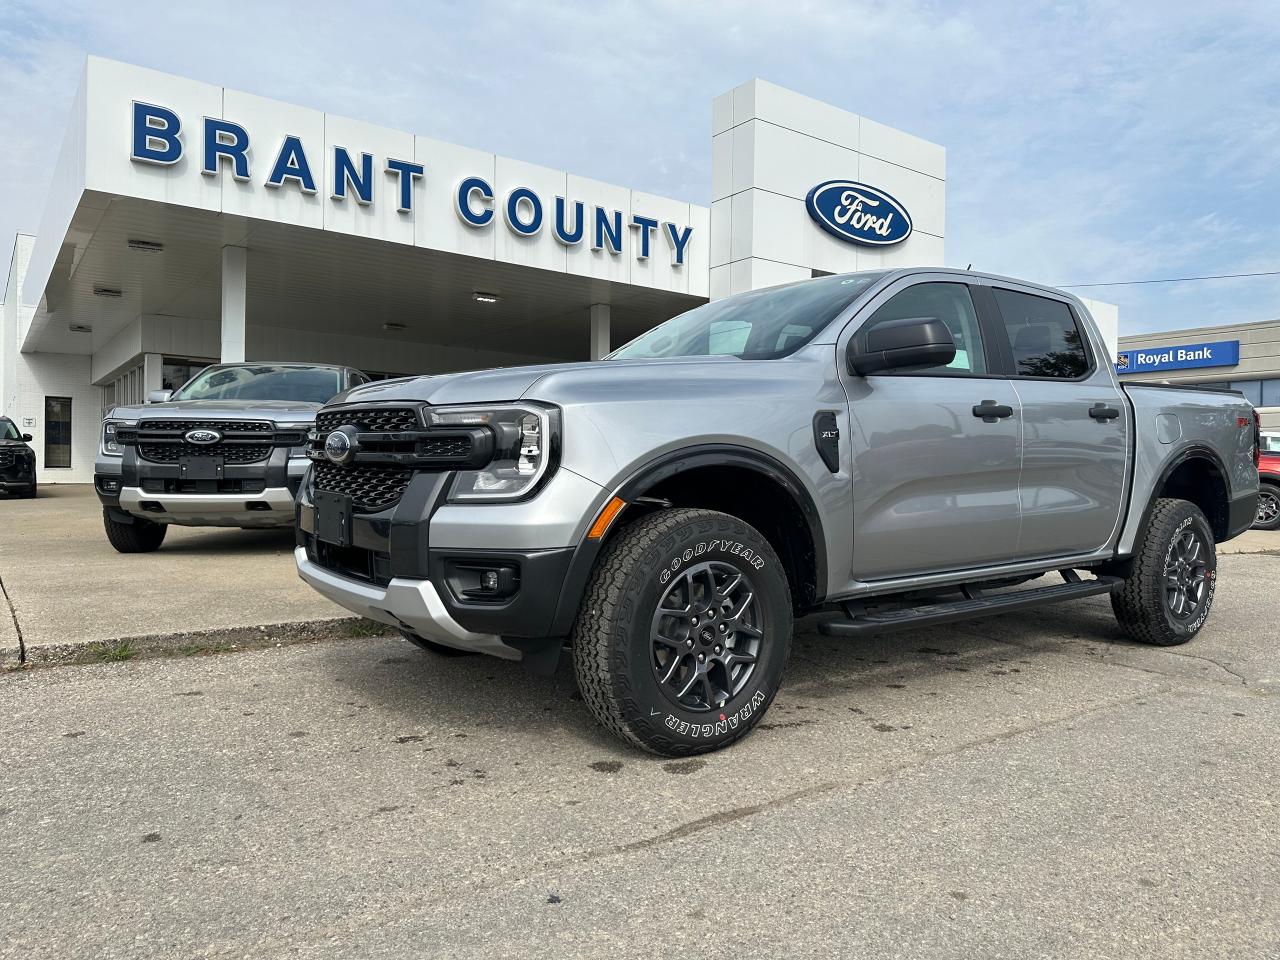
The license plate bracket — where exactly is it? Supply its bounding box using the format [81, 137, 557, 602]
[178, 455, 224, 480]
[314, 490, 353, 546]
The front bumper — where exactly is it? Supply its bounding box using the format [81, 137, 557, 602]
[295, 546, 517, 658]
[118, 485, 298, 527]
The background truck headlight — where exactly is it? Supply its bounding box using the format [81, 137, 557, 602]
[427, 403, 559, 502]
[100, 419, 132, 457]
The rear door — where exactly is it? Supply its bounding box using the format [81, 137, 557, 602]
[981, 283, 1130, 559]
[837, 275, 1023, 580]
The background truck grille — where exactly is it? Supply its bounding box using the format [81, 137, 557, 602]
[139, 443, 275, 464]
[312, 461, 412, 511]
[316, 408, 419, 434]
[0, 450, 14, 468]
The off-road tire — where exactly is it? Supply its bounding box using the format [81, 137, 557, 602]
[1111, 498, 1215, 646]
[102, 509, 167, 553]
[399, 629, 475, 657]
[1252, 482, 1280, 531]
[572, 508, 792, 756]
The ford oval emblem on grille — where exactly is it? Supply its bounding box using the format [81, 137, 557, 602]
[324, 425, 359, 465]
[184, 428, 223, 445]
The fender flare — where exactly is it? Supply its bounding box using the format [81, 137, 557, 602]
[546, 444, 829, 636]
[1129, 443, 1232, 549]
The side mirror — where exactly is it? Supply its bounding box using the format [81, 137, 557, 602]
[147, 389, 173, 403]
[848, 316, 956, 376]
[21, 433, 32, 442]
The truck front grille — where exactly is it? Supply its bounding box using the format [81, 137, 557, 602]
[122, 419, 300, 465]
[312, 461, 412, 512]
[0, 450, 14, 468]
[139, 443, 275, 464]
[316, 407, 420, 434]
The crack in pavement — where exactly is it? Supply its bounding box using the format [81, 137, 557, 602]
[0, 571, 25, 664]
[556, 685, 1173, 873]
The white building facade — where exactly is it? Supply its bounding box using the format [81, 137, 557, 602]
[1, 57, 1113, 483]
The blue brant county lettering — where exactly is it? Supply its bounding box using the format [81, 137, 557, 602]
[805, 180, 912, 247]
[127, 101, 695, 267]
[1114, 340, 1240, 374]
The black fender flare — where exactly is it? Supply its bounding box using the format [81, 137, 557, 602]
[1133, 443, 1233, 546]
[546, 444, 829, 637]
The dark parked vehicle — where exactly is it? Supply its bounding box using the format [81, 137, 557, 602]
[0, 417, 37, 498]
[95, 362, 369, 551]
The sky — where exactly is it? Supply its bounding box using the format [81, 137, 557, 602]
[0, 0, 1277, 336]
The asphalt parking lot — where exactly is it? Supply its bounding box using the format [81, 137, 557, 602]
[2, 525, 1278, 958]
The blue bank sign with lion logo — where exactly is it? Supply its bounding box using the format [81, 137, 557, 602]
[805, 180, 913, 247]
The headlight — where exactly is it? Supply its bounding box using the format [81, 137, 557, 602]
[100, 419, 133, 457]
[428, 403, 558, 502]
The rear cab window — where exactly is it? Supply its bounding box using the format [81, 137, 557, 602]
[991, 288, 1092, 379]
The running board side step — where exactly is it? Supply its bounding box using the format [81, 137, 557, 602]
[816, 572, 1122, 637]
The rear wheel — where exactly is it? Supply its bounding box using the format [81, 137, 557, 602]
[1253, 482, 1280, 531]
[102, 509, 167, 553]
[1111, 498, 1216, 646]
[572, 508, 792, 756]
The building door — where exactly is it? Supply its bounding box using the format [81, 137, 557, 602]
[44, 396, 72, 469]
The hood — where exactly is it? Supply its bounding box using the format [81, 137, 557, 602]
[106, 398, 323, 424]
[329, 356, 746, 406]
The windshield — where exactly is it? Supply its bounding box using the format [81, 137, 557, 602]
[171, 365, 343, 403]
[0, 419, 19, 441]
[610, 272, 886, 361]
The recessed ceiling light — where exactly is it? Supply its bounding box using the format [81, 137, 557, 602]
[69, 323, 93, 334]
[382, 321, 407, 332]
[92, 286, 123, 298]
[126, 239, 164, 253]
[472, 292, 500, 304]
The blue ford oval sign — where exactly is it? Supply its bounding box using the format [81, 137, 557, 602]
[805, 180, 913, 247]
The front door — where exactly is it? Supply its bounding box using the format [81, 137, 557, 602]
[840, 278, 1024, 580]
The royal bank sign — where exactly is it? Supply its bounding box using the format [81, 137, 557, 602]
[1114, 340, 1241, 374]
[129, 102, 695, 267]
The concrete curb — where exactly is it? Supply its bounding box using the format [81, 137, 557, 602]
[1, 617, 394, 670]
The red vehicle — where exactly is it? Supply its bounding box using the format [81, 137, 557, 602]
[1256, 433, 1280, 530]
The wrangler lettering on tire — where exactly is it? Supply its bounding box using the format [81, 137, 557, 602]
[571, 508, 792, 756]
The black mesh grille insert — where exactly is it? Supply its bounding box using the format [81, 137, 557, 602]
[141, 420, 273, 433]
[139, 443, 274, 464]
[0, 450, 15, 468]
[312, 461, 412, 511]
[419, 436, 472, 459]
[316, 408, 419, 434]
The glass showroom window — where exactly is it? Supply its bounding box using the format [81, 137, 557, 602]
[44, 396, 72, 468]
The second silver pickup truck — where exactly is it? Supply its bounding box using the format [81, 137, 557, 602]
[294, 268, 1260, 755]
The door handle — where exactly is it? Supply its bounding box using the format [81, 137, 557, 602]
[972, 400, 1014, 422]
[1089, 403, 1121, 421]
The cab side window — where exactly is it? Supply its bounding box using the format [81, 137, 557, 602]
[862, 282, 986, 374]
[992, 288, 1091, 379]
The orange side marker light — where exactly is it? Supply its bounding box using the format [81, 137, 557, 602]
[587, 497, 627, 540]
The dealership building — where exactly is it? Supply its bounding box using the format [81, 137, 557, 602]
[1117, 321, 1280, 429]
[1, 56, 1119, 483]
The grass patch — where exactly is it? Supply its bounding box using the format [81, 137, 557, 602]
[340, 619, 391, 639]
[82, 640, 139, 664]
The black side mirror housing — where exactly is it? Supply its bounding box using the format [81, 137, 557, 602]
[21, 433, 32, 442]
[848, 316, 956, 376]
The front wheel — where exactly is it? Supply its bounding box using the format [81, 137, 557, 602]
[1111, 498, 1216, 646]
[1253, 482, 1280, 531]
[572, 508, 792, 756]
[102, 509, 167, 553]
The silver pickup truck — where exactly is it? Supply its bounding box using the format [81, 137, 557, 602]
[95, 362, 368, 551]
[294, 268, 1259, 755]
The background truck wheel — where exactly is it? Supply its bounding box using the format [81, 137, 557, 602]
[1253, 482, 1280, 530]
[398, 629, 475, 657]
[1111, 498, 1216, 646]
[572, 507, 792, 756]
[102, 509, 167, 553]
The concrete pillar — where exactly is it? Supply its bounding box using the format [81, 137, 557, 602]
[589, 303, 611, 360]
[221, 245, 247, 362]
[142, 353, 164, 397]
